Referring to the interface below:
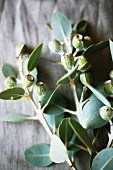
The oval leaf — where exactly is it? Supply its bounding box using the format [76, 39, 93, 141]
[40, 89, 67, 115]
[58, 118, 74, 145]
[44, 113, 64, 129]
[83, 40, 109, 57]
[51, 11, 72, 42]
[50, 134, 68, 163]
[2, 64, 18, 78]
[0, 113, 30, 122]
[80, 74, 111, 107]
[27, 43, 43, 72]
[0, 87, 25, 100]
[109, 39, 113, 61]
[69, 118, 95, 152]
[91, 148, 113, 170]
[25, 144, 52, 167]
[81, 94, 108, 129]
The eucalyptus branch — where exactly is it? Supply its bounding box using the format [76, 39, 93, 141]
[1, 10, 113, 170]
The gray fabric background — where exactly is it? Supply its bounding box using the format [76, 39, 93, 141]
[0, 0, 113, 169]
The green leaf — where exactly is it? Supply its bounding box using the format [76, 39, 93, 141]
[81, 94, 108, 129]
[25, 144, 52, 167]
[109, 39, 113, 61]
[80, 74, 111, 107]
[0, 87, 25, 100]
[69, 118, 95, 152]
[91, 148, 113, 170]
[57, 64, 78, 85]
[50, 134, 68, 163]
[0, 113, 30, 122]
[44, 113, 64, 129]
[2, 64, 18, 78]
[27, 43, 43, 72]
[83, 40, 109, 57]
[93, 127, 109, 151]
[75, 150, 90, 170]
[41, 89, 67, 115]
[22, 55, 38, 82]
[51, 11, 72, 42]
[73, 20, 88, 35]
[58, 118, 74, 145]
[45, 103, 65, 116]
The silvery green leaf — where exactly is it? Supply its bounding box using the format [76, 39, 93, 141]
[91, 148, 113, 170]
[25, 144, 52, 167]
[50, 134, 68, 163]
[0, 113, 30, 122]
[80, 73, 111, 107]
[51, 11, 72, 42]
[2, 64, 18, 78]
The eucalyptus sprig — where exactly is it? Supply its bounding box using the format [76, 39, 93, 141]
[1, 11, 113, 170]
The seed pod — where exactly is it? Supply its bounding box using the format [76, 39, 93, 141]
[104, 80, 113, 97]
[48, 40, 62, 54]
[99, 106, 113, 121]
[72, 34, 84, 48]
[34, 82, 46, 97]
[65, 54, 74, 69]
[24, 74, 34, 88]
[78, 55, 91, 72]
[5, 76, 17, 88]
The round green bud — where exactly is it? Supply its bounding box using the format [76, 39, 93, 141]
[78, 55, 91, 72]
[34, 82, 46, 97]
[48, 40, 62, 54]
[72, 34, 83, 48]
[65, 54, 74, 69]
[109, 70, 113, 80]
[104, 80, 113, 97]
[5, 76, 17, 88]
[99, 106, 113, 121]
[24, 74, 34, 88]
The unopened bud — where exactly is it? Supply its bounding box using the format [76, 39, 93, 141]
[48, 40, 62, 54]
[65, 54, 74, 69]
[72, 34, 84, 49]
[104, 80, 113, 97]
[24, 74, 34, 88]
[34, 82, 46, 97]
[78, 56, 91, 72]
[99, 106, 113, 121]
